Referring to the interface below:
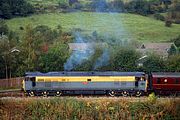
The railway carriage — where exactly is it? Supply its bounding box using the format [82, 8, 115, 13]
[23, 71, 147, 97]
[149, 72, 180, 95]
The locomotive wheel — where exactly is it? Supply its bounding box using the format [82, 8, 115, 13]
[122, 91, 129, 97]
[135, 91, 142, 97]
[109, 91, 116, 97]
[56, 91, 62, 97]
[43, 91, 48, 97]
[29, 91, 34, 97]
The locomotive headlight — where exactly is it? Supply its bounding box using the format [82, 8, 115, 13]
[57, 91, 59, 94]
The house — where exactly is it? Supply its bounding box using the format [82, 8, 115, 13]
[68, 43, 94, 52]
[136, 43, 176, 58]
[68, 42, 108, 52]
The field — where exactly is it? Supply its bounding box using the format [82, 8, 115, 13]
[6, 12, 180, 42]
[0, 97, 180, 120]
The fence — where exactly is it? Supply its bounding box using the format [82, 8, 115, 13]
[0, 77, 24, 89]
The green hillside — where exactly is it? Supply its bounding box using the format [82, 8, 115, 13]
[6, 12, 180, 42]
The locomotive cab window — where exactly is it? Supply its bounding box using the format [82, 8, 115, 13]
[30, 77, 36, 87]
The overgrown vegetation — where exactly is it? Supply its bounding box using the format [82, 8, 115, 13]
[0, 98, 180, 120]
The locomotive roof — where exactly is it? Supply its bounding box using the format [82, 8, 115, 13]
[25, 71, 145, 77]
[152, 72, 180, 78]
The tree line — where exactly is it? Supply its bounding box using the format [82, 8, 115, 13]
[0, 0, 34, 19]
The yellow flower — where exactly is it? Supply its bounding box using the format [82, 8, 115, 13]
[87, 102, 91, 107]
[108, 107, 115, 111]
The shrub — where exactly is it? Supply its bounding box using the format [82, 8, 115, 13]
[148, 92, 157, 103]
[165, 19, 172, 27]
[154, 13, 165, 21]
[173, 35, 180, 47]
[19, 26, 24, 30]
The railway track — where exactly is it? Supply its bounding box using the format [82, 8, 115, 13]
[0, 90, 180, 101]
[0, 89, 24, 97]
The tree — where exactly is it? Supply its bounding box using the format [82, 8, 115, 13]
[0, 0, 34, 19]
[0, 34, 18, 78]
[173, 35, 180, 47]
[111, 47, 140, 71]
[59, 0, 69, 9]
[142, 54, 166, 72]
[38, 42, 69, 72]
[167, 0, 180, 24]
[168, 44, 177, 55]
[0, 19, 9, 35]
[167, 55, 180, 72]
[69, 0, 78, 6]
[21, 25, 38, 71]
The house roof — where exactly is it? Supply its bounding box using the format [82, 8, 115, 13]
[68, 43, 93, 51]
[136, 43, 174, 57]
[68, 43, 108, 51]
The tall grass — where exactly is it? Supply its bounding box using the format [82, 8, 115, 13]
[0, 97, 180, 120]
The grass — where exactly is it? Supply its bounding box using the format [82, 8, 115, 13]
[0, 97, 180, 120]
[6, 12, 180, 42]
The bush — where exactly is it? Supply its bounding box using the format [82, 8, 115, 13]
[154, 13, 165, 21]
[0, 19, 9, 35]
[165, 19, 172, 27]
[173, 35, 180, 47]
[19, 26, 24, 30]
[148, 92, 157, 103]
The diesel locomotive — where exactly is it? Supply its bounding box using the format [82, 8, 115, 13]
[23, 71, 180, 97]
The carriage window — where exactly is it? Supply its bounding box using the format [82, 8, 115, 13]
[30, 77, 36, 87]
[87, 79, 91, 82]
[175, 79, 179, 84]
[157, 78, 161, 84]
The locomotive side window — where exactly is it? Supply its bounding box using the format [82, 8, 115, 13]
[157, 78, 161, 84]
[121, 82, 127, 86]
[30, 77, 36, 87]
[135, 77, 140, 87]
[87, 79, 91, 82]
[135, 81, 138, 87]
